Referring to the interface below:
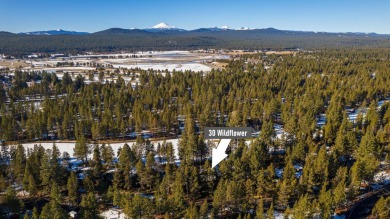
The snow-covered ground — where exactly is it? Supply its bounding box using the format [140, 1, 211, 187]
[20, 50, 228, 73]
[274, 212, 284, 219]
[274, 165, 303, 179]
[100, 208, 126, 219]
[251, 124, 287, 140]
[317, 98, 390, 127]
[274, 124, 286, 139]
[377, 97, 390, 108]
[316, 113, 326, 127]
[16, 139, 182, 172]
[20, 138, 180, 159]
[373, 170, 390, 185]
[112, 63, 211, 72]
[39, 67, 96, 71]
[69, 50, 229, 60]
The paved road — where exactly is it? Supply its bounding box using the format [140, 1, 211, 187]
[347, 185, 390, 219]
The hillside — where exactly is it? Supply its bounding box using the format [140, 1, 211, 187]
[1, 28, 390, 56]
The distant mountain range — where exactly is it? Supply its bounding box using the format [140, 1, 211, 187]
[19, 29, 89, 35]
[12, 23, 385, 36]
[16, 23, 234, 35]
[1, 23, 390, 57]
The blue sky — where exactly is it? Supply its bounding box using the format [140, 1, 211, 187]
[1, 0, 389, 34]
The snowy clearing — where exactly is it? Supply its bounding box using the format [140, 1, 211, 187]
[18, 139, 180, 159]
[112, 63, 211, 72]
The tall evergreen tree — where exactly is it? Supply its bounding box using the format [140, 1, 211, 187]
[74, 135, 90, 162]
[67, 171, 78, 206]
[79, 192, 99, 219]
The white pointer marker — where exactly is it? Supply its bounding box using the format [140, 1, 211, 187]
[212, 139, 231, 168]
[205, 127, 252, 168]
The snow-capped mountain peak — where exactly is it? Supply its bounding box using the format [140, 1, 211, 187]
[145, 22, 186, 32]
[221, 26, 230, 30]
[238, 27, 251, 30]
[152, 23, 176, 29]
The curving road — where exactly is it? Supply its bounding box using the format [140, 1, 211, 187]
[346, 184, 390, 219]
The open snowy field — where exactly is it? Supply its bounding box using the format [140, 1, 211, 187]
[71, 50, 229, 61]
[112, 63, 211, 72]
[19, 139, 180, 159]
[17, 50, 229, 73]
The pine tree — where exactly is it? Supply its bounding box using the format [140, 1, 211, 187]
[291, 195, 311, 219]
[184, 203, 198, 219]
[356, 131, 380, 158]
[226, 179, 245, 211]
[197, 133, 208, 162]
[256, 199, 265, 219]
[124, 194, 154, 219]
[74, 135, 90, 162]
[23, 159, 33, 189]
[189, 166, 201, 202]
[40, 152, 52, 194]
[199, 200, 208, 218]
[32, 207, 39, 219]
[260, 119, 275, 145]
[334, 115, 357, 160]
[257, 170, 267, 198]
[139, 153, 157, 190]
[67, 171, 78, 206]
[245, 169, 257, 202]
[113, 187, 122, 207]
[118, 143, 136, 190]
[11, 144, 26, 182]
[213, 180, 226, 216]
[79, 193, 99, 219]
[203, 160, 216, 195]
[178, 114, 197, 164]
[28, 175, 37, 197]
[172, 170, 185, 214]
[49, 200, 67, 219]
[50, 144, 64, 184]
[324, 95, 344, 144]
[278, 158, 297, 208]
[365, 101, 380, 133]
[265, 163, 277, 198]
[40, 203, 51, 219]
[155, 176, 171, 213]
[266, 203, 275, 219]
[371, 196, 390, 219]
[101, 143, 114, 167]
[249, 139, 268, 177]
[333, 180, 346, 208]
[92, 144, 103, 174]
[83, 174, 95, 193]
[291, 139, 307, 164]
[351, 131, 380, 185]
[50, 182, 62, 204]
[166, 142, 175, 163]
